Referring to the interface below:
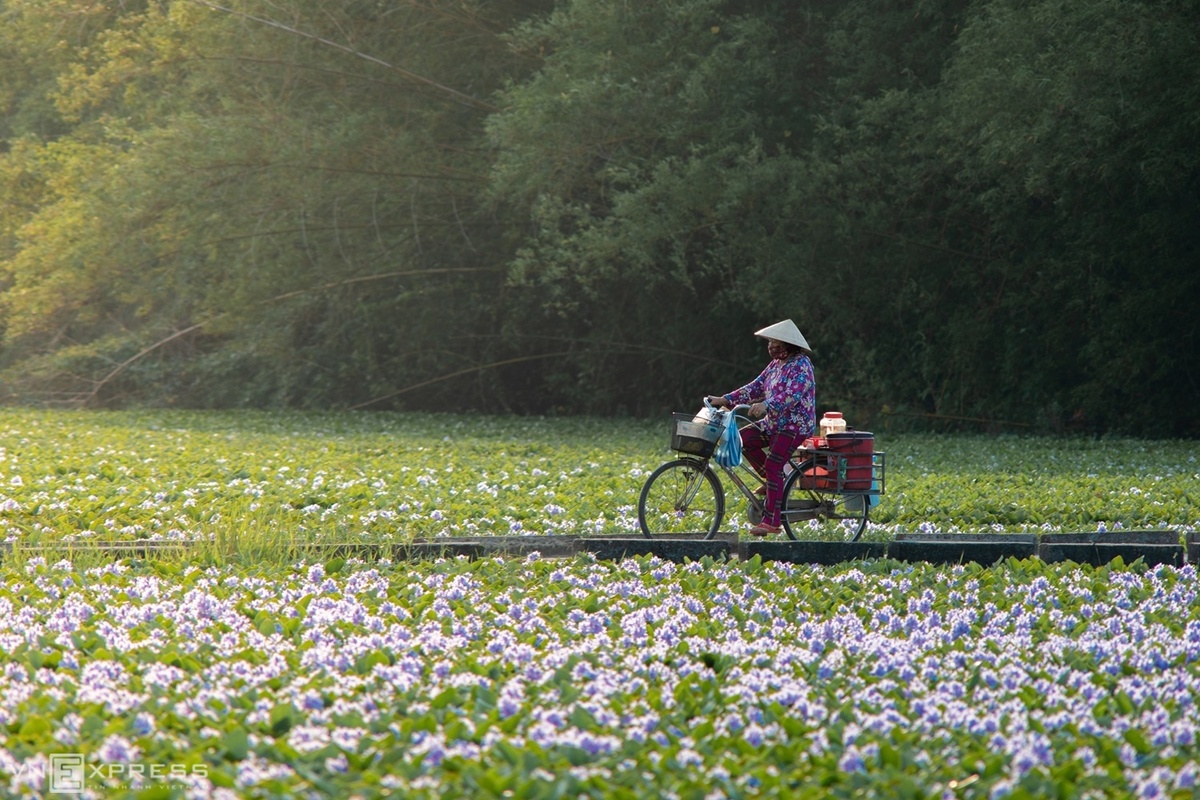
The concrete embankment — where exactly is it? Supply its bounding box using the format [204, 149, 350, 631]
[19, 530, 1193, 568]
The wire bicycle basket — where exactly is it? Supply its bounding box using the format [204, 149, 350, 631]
[669, 411, 724, 458]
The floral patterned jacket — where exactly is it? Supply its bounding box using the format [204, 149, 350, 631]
[722, 353, 816, 436]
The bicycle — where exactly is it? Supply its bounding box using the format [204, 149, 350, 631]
[636, 401, 885, 541]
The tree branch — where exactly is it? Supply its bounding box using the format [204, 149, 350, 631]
[182, 0, 499, 112]
[81, 268, 497, 407]
[864, 229, 989, 263]
[348, 353, 577, 410]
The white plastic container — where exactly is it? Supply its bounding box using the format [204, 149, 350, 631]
[820, 411, 847, 439]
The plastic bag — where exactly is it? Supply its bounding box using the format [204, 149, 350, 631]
[712, 409, 742, 468]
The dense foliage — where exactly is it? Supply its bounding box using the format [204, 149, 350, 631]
[1, 0, 1197, 434]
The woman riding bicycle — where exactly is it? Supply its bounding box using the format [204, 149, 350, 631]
[706, 319, 816, 537]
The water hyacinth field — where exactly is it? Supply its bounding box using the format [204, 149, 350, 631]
[0, 409, 1196, 546]
[3, 554, 1200, 798]
[0, 408, 1198, 798]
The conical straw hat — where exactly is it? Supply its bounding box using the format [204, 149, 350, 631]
[754, 319, 811, 351]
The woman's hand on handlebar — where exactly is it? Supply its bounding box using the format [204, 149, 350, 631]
[704, 395, 730, 408]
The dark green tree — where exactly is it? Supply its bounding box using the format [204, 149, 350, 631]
[487, 0, 1198, 432]
[487, 0, 845, 414]
[823, 0, 1200, 433]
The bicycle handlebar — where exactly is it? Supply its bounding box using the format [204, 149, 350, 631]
[702, 397, 752, 415]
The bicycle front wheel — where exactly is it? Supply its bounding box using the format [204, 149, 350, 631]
[637, 459, 725, 539]
[781, 457, 869, 542]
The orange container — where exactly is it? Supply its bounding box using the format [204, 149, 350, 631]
[799, 464, 835, 491]
[825, 431, 874, 491]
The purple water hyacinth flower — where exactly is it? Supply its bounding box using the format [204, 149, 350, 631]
[288, 724, 331, 754]
[1131, 768, 1173, 799]
[1006, 731, 1054, 777]
[839, 747, 867, 773]
[236, 755, 297, 788]
[497, 694, 522, 719]
[989, 778, 1016, 799]
[131, 713, 156, 737]
[97, 734, 139, 763]
[330, 727, 365, 751]
[1170, 721, 1196, 748]
[577, 731, 619, 756]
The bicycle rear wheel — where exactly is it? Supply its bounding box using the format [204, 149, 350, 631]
[637, 459, 725, 539]
[780, 457, 869, 541]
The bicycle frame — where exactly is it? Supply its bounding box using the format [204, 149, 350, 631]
[710, 453, 824, 526]
[636, 402, 882, 540]
[703, 407, 828, 526]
